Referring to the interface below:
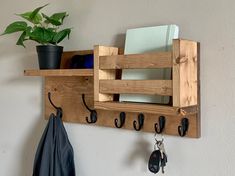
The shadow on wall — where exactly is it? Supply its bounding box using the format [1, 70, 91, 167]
[18, 116, 47, 175]
[124, 133, 152, 172]
[0, 39, 40, 86]
[0, 36, 37, 61]
[112, 33, 126, 48]
[0, 37, 45, 175]
[18, 72, 45, 175]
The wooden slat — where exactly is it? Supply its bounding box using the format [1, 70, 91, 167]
[45, 108, 200, 138]
[24, 69, 93, 77]
[99, 52, 172, 69]
[197, 42, 201, 137]
[94, 101, 198, 116]
[99, 80, 172, 96]
[173, 39, 198, 107]
[96, 110, 200, 138]
[94, 45, 118, 102]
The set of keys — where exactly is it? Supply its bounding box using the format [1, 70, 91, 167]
[148, 135, 168, 174]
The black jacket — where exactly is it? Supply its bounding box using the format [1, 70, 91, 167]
[32, 109, 75, 176]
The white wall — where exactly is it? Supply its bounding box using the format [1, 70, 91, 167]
[0, 0, 235, 175]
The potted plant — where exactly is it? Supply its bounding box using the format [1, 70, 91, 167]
[1, 4, 71, 69]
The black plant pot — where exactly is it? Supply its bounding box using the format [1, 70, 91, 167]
[36, 45, 63, 69]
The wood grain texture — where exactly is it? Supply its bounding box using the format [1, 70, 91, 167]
[84, 110, 199, 138]
[45, 76, 94, 122]
[99, 80, 172, 96]
[196, 42, 201, 137]
[24, 69, 93, 77]
[45, 108, 199, 138]
[94, 101, 198, 116]
[94, 45, 118, 102]
[99, 52, 172, 69]
[173, 39, 198, 107]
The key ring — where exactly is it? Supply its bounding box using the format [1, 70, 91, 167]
[154, 133, 164, 150]
[154, 133, 164, 143]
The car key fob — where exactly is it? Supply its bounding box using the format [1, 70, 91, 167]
[148, 150, 161, 174]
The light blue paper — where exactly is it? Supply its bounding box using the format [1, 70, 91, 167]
[120, 25, 179, 104]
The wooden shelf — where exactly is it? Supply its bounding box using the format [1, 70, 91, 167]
[24, 42, 200, 138]
[94, 101, 198, 116]
[24, 69, 94, 77]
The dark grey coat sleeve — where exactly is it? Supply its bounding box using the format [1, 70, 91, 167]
[32, 110, 76, 176]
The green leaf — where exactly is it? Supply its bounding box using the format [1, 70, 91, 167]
[25, 26, 32, 36]
[50, 12, 68, 24]
[29, 27, 55, 44]
[53, 28, 71, 44]
[29, 27, 43, 43]
[17, 12, 42, 24]
[2, 21, 27, 35]
[42, 13, 61, 26]
[30, 4, 48, 21]
[16, 4, 48, 24]
[47, 28, 57, 32]
[16, 31, 26, 47]
[43, 28, 56, 43]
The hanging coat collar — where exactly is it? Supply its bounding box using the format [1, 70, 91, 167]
[32, 109, 75, 176]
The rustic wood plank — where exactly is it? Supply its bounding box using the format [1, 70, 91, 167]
[172, 40, 181, 106]
[99, 52, 172, 69]
[173, 39, 198, 107]
[24, 69, 93, 77]
[94, 45, 118, 102]
[99, 80, 172, 96]
[196, 42, 201, 137]
[94, 101, 198, 116]
[45, 108, 199, 138]
[45, 76, 94, 122]
[96, 110, 200, 138]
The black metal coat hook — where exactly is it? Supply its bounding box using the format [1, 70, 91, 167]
[133, 113, 144, 131]
[48, 92, 63, 117]
[154, 116, 166, 134]
[82, 94, 97, 124]
[48, 92, 60, 109]
[178, 118, 189, 137]
[114, 112, 126, 128]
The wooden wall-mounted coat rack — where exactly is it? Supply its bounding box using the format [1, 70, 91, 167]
[24, 39, 200, 138]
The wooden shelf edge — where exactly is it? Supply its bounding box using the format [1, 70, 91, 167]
[94, 101, 198, 116]
[24, 69, 94, 77]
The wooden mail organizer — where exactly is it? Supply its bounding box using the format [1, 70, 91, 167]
[24, 39, 200, 138]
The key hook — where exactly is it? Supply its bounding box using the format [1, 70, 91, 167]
[154, 116, 166, 134]
[48, 92, 62, 118]
[82, 94, 97, 124]
[114, 112, 126, 128]
[178, 118, 189, 137]
[133, 113, 144, 131]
